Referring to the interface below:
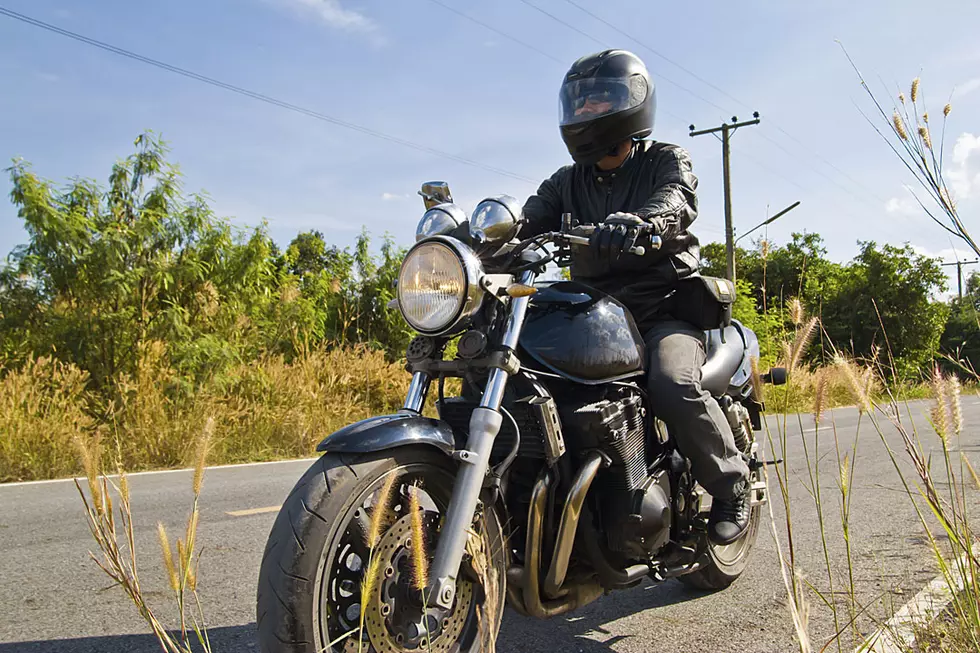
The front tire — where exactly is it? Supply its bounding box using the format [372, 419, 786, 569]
[256, 447, 506, 653]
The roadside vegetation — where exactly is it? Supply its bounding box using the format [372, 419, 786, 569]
[0, 130, 973, 482]
[764, 70, 980, 652]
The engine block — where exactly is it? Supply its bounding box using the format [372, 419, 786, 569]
[564, 392, 647, 492]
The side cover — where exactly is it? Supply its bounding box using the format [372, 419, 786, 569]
[316, 413, 456, 455]
[519, 281, 646, 384]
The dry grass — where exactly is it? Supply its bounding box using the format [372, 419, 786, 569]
[74, 421, 215, 653]
[0, 345, 409, 482]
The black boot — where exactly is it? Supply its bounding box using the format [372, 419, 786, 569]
[708, 480, 751, 545]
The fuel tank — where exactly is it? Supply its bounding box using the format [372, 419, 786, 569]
[518, 281, 646, 384]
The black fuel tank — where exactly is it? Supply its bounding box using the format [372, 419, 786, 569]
[518, 281, 646, 384]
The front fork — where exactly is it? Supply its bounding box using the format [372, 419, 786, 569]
[406, 269, 536, 610]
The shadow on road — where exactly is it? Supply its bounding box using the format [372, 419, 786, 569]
[497, 577, 710, 651]
[0, 624, 257, 652]
[0, 580, 707, 652]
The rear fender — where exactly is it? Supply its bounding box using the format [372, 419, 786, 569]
[316, 412, 456, 456]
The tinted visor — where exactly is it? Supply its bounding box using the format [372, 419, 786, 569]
[559, 75, 648, 126]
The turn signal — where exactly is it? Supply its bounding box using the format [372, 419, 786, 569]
[506, 283, 538, 298]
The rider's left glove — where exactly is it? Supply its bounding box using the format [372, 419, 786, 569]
[590, 212, 645, 262]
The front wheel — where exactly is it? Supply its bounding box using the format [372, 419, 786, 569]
[256, 447, 507, 653]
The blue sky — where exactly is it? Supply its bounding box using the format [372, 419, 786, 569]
[2, 0, 980, 292]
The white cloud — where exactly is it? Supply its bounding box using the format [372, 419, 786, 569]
[953, 78, 980, 100]
[381, 192, 408, 201]
[36, 72, 60, 83]
[885, 194, 918, 215]
[272, 0, 378, 35]
[948, 132, 980, 199]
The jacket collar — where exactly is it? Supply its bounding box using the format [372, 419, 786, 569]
[591, 140, 643, 181]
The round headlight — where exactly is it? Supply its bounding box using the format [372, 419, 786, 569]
[416, 203, 466, 242]
[470, 195, 522, 246]
[397, 238, 483, 335]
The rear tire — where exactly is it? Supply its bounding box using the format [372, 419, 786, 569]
[679, 414, 762, 591]
[677, 504, 760, 590]
[256, 446, 506, 653]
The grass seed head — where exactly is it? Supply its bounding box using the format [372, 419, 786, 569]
[930, 366, 950, 440]
[813, 369, 829, 425]
[788, 298, 805, 325]
[750, 356, 764, 404]
[898, 91, 906, 104]
[367, 472, 398, 550]
[361, 554, 383, 613]
[408, 484, 429, 592]
[911, 78, 920, 102]
[157, 523, 179, 592]
[192, 418, 213, 497]
[74, 435, 103, 514]
[892, 111, 909, 140]
[923, 111, 929, 124]
[918, 125, 933, 151]
[947, 374, 963, 435]
[789, 317, 819, 372]
[961, 452, 980, 491]
[833, 354, 871, 413]
[944, 103, 952, 117]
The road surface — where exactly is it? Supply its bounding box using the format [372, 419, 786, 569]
[1, 397, 978, 652]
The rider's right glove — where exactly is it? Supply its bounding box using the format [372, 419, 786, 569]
[590, 212, 644, 262]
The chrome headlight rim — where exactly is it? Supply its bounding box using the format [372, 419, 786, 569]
[397, 236, 484, 336]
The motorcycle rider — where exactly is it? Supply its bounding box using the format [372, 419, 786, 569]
[521, 49, 751, 545]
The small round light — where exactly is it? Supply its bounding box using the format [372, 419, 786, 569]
[416, 203, 465, 242]
[470, 195, 521, 246]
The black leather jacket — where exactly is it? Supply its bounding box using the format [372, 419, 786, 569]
[522, 139, 701, 333]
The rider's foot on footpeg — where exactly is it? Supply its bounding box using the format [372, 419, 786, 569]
[708, 481, 751, 545]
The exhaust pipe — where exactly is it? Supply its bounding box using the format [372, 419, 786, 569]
[542, 451, 605, 599]
[511, 468, 602, 619]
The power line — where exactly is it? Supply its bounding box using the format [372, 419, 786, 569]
[515, 0, 730, 117]
[424, 0, 564, 64]
[0, 6, 539, 185]
[560, 0, 747, 110]
[547, 0, 891, 208]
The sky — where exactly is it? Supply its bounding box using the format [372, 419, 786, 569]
[2, 0, 980, 294]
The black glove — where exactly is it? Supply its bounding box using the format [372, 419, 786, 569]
[590, 212, 645, 261]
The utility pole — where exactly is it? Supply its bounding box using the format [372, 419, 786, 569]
[690, 112, 762, 282]
[941, 259, 979, 299]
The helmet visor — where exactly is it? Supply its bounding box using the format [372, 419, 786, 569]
[559, 75, 648, 126]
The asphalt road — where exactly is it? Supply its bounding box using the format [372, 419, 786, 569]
[2, 397, 979, 653]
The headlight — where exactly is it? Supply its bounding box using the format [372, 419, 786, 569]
[397, 237, 483, 335]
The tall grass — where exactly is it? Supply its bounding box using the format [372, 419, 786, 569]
[763, 304, 980, 651]
[0, 345, 409, 482]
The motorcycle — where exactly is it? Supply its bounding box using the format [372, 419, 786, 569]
[257, 181, 786, 653]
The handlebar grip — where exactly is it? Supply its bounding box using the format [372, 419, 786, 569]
[629, 245, 645, 256]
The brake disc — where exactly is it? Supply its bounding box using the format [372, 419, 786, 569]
[347, 512, 474, 653]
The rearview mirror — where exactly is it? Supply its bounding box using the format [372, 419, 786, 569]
[419, 181, 453, 210]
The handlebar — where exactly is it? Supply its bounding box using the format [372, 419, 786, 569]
[547, 223, 662, 258]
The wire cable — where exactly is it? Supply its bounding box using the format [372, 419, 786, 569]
[0, 5, 539, 185]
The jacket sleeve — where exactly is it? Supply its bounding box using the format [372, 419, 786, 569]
[635, 145, 698, 242]
[520, 167, 565, 238]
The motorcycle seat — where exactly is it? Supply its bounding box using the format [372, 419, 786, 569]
[700, 323, 747, 396]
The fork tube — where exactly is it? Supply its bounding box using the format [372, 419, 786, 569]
[403, 372, 431, 413]
[428, 270, 536, 609]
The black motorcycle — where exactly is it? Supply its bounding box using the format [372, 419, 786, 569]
[257, 182, 785, 653]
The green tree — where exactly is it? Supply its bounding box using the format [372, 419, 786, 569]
[822, 242, 948, 376]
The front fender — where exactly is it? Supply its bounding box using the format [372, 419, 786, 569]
[316, 412, 456, 456]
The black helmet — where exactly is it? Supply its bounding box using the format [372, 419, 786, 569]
[558, 49, 656, 166]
